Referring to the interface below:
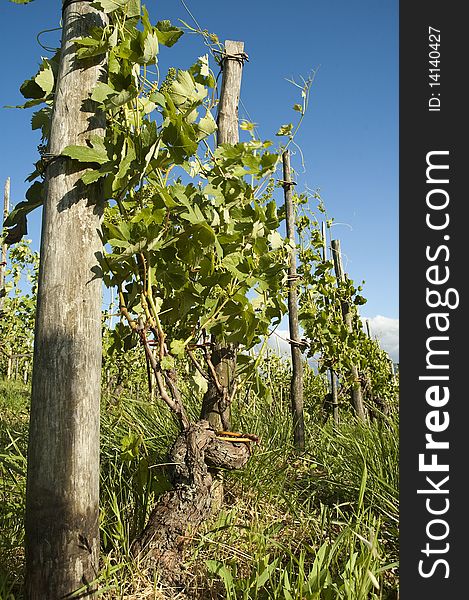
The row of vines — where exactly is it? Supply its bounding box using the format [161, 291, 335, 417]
[1, 1, 396, 419]
[0, 0, 398, 596]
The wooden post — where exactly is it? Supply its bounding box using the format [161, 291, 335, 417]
[322, 221, 339, 425]
[0, 178, 10, 312]
[282, 150, 305, 451]
[365, 318, 372, 339]
[321, 221, 327, 261]
[216, 40, 245, 146]
[330, 370, 339, 426]
[24, 2, 107, 598]
[331, 239, 366, 421]
[201, 40, 246, 431]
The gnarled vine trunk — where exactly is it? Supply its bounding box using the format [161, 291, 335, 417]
[200, 341, 237, 430]
[129, 40, 253, 586]
[131, 420, 250, 583]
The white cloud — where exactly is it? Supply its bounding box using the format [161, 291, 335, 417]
[363, 315, 399, 363]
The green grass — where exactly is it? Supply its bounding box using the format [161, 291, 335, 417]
[0, 362, 399, 599]
[0, 380, 29, 599]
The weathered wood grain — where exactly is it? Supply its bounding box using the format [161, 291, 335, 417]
[24, 2, 107, 598]
[282, 150, 305, 451]
[331, 239, 366, 421]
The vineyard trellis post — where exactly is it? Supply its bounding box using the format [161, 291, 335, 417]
[23, 359, 29, 384]
[331, 238, 366, 421]
[282, 150, 305, 451]
[24, 2, 107, 598]
[322, 220, 339, 425]
[330, 370, 339, 425]
[365, 318, 372, 339]
[201, 40, 246, 431]
[0, 177, 10, 312]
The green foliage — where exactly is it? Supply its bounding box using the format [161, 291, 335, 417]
[191, 361, 398, 600]
[1, 2, 401, 598]
[0, 241, 38, 379]
[295, 201, 397, 410]
[0, 363, 398, 598]
[35, 0, 297, 415]
[5, 1, 321, 425]
[0, 380, 29, 599]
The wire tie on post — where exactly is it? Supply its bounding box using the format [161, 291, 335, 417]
[288, 338, 308, 349]
[278, 179, 297, 188]
[213, 49, 250, 69]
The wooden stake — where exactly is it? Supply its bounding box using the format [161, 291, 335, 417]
[321, 221, 339, 425]
[0, 177, 10, 312]
[331, 239, 366, 421]
[216, 40, 245, 146]
[330, 370, 339, 426]
[321, 221, 327, 262]
[24, 3, 107, 598]
[365, 318, 372, 339]
[282, 150, 305, 451]
[201, 40, 246, 431]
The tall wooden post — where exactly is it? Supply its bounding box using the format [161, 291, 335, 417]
[321, 221, 327, 262]
[365, 318, 372, 339]
[24, 2, 107, 598]
[0, 177, 10, 312]
[331, 239, 366, 421]
[282, 150, 305, 451]
[216, 40, 245, 146]
[201, 40, 246, 431]
[322, 221, 339, 425]
[330, 370, 339, 425]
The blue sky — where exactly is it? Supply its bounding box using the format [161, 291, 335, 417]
[0, 0, 398, 356]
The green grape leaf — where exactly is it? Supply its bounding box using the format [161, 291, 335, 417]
[155, 20, 184, 47]
[62, 135, 109, 165]
[160, 355, 175, 370]
[170, 339, 186, 357]
[34, 63, 54, 95]
[142, 31, 159, 64]
[103, 86, 138, 110]
[276, 123, 294, 136]
[169, 70, 205, 107]
[31, 106, 51, 140]
[196, 110, 217, 140]
[268, 230, 284, 250]
[91, 82, 116, 103]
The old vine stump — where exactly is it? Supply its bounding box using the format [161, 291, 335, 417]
[131, 420, 251, 583]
